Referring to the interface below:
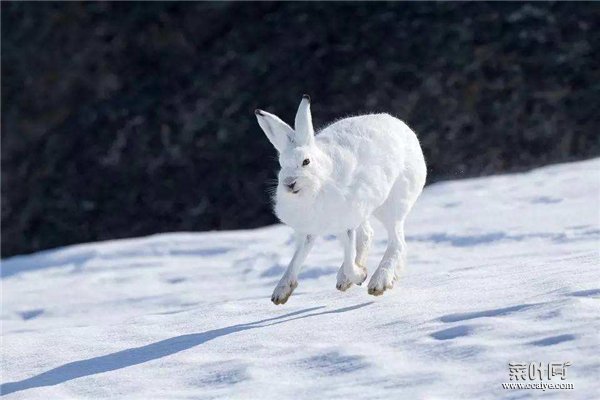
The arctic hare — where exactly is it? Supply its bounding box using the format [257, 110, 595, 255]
[255, 95, 426, 305]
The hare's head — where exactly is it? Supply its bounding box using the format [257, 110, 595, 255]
[255, 95, 329, 197]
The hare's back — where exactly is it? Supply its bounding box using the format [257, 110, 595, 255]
[317, 113, 411, 158]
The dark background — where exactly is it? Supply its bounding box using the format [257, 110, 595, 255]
[2, 2, 599, 257]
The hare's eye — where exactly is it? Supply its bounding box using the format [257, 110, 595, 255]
[302, 158, 310, 166]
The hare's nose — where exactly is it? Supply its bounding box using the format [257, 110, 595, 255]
[283, 177, 296, 190]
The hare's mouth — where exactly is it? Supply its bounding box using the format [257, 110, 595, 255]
[283, 180, 301, 194]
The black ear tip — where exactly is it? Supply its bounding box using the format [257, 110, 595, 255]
[255, 109, 263, 116]
[302, 94, 311, 102]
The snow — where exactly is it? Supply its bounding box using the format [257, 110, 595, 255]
[2, 158, 599, 399]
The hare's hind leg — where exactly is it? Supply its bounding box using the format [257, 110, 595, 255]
[369, 177, 421, 296]
[368, 217, 407, 296]
[336, 228, 368, 291]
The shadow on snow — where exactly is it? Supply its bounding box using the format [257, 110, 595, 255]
[1, 302, 373, 396]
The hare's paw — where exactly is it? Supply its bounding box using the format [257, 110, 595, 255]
[367, 267, 395, 296]
[349, 263, 368, 285]
[336, 263, 367, 291]
[336, 268, 353, 292]
[271, 279, 298, 305]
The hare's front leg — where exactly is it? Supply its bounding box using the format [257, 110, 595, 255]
[336, 229, 368, 291]
[272, 234, 314, 305]
[355, 220, 374, 269]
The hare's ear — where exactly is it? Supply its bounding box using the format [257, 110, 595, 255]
[294, 94, 315, 145]
[255, 109, 294, 152]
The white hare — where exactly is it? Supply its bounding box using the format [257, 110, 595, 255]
[255, 95, 426, 304]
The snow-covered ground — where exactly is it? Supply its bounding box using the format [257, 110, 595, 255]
[2, 158, 599, 399]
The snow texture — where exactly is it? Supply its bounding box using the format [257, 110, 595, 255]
[2, 159, 599, 399]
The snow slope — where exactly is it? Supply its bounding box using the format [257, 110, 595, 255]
[2, 159, 599, 399]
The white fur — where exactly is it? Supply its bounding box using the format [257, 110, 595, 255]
[256, 96, 426, 304]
